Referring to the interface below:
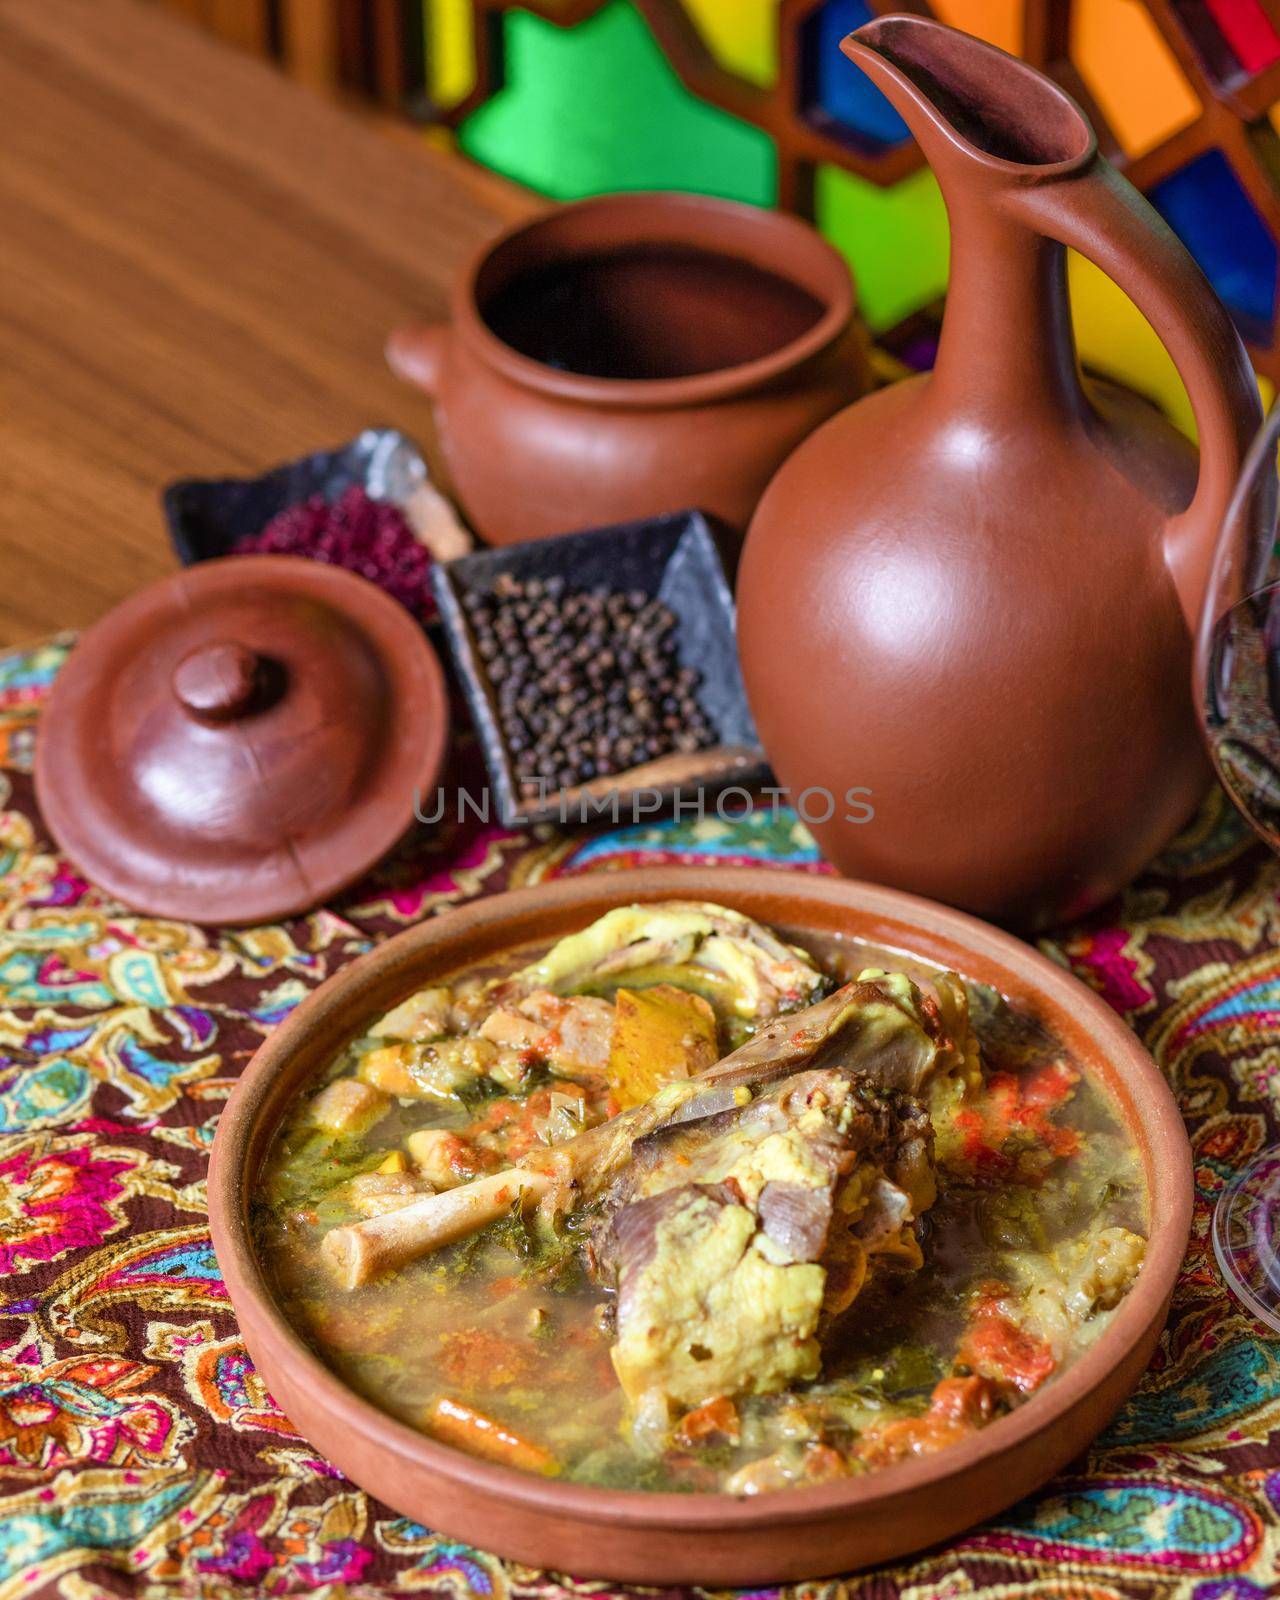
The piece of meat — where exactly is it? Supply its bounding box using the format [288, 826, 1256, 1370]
[341, 1170, 435, 1218]
[369, 986, 454, 1041]
[591, 1067, 932, 1419]
[308, 1077, 389, 1134]
[599, 1066, 925, 1229]
[891, 1097, 937, 1215]
[693, 979, 945, 1099]
[606, 1182, 829, 1411]
[517, 971, 957, 1221]
[757, 1181, 834, 1262]
[478, 991, 615, 1076]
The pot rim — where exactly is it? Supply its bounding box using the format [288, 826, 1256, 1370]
[450, 191, 858, 410]
[209, 867, 1191, 1535]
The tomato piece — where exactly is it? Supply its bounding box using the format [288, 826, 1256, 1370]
[948, 1059, 1081, 1182]
[857, 1374, 1000, 1468]
[675, 1395, 741, 1446]
[437, 1329, 531, 1389]
[959, 1293, 1057, 1395]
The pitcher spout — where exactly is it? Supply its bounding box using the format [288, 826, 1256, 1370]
[843, 13, 1260, 640]
[843, 15, 1094, 425]
[841, 15, 1094, 187]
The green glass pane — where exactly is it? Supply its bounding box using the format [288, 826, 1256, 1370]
[459, 0, 776, 205]
[815, 163, 950, 333]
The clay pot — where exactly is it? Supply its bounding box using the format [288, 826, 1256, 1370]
[387, 192, 870, 543]
[209, 868, 1191, 1583]
[736, 16, 1263, 929]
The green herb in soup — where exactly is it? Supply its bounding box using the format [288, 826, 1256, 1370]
[254, 901, 1146, 1494]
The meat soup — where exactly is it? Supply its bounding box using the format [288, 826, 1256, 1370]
[253, 903, 1146, 1494]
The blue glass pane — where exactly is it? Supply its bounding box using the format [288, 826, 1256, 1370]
[1150, 148, 1277, 340]
[802, 0, 911, 148]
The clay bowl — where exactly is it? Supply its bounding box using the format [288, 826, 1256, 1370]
[208, 869, 1192, 1583]
[386, 191, 870, 543]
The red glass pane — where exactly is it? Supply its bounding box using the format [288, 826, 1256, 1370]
[1204, 0, 1280, 75]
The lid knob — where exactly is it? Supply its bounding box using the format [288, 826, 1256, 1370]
[172, 640, 266, 723]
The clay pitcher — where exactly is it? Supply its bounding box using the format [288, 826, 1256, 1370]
[736, 15, 1261, 929]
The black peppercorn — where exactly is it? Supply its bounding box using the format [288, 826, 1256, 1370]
[464, 576, 717, 797]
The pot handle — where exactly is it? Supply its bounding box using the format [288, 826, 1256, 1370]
[386, 323, 450, 397]
[1006, 158, 1262, 636]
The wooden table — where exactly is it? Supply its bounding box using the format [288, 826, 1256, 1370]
[0, 0, 530, 647]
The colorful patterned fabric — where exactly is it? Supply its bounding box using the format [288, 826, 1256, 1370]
[2, 638, 1279, 1599]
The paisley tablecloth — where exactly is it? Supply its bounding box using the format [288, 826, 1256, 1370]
[3, 637, 1280, 1600]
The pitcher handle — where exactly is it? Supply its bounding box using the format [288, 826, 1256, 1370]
[1005, 159, 1261, 637]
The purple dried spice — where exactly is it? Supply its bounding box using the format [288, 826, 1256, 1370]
[233, 485, 434, 622]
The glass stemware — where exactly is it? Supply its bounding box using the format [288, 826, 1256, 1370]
[1198, 400, 1280, 1331]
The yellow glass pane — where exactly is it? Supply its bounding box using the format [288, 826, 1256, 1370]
[929, 0, 1021, 55]
[427, 0, 475, 109]
[1069, 255, 1268, 442]
[680, 0, 778, 87]
[1069, 251, 1192, 436]
[1070, 0, 1199, 159]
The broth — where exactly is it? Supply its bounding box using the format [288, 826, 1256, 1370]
[254, 919, 1146, 1495]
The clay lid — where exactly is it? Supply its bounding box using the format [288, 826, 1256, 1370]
[35, 556, 449, 925]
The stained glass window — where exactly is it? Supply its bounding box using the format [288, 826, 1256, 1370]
[427, 0, 1280, 408]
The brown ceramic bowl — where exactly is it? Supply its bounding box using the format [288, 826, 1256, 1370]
[209, 869, 1192, 1583]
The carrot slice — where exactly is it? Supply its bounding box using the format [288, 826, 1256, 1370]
[426, 1396, 557, 1476]
[857, 1375, 1000, 1468]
